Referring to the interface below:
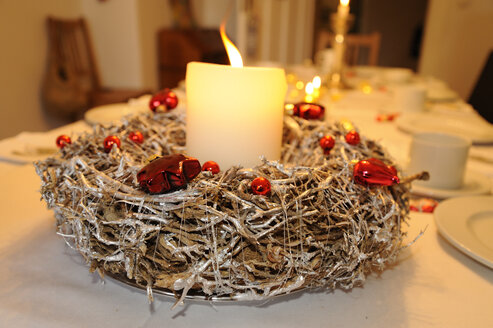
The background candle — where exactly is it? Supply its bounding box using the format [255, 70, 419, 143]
[337, 0, 350, 19]
[186, 62, 287, 169]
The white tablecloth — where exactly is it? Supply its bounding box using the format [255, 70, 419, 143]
[1, 83, 493, 327]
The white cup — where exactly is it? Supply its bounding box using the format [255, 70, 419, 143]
[393, 85, 426, 113]
[407, 132, 471, 189]
[384, 68, 413, 84]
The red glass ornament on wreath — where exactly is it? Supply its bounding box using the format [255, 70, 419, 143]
[202, 161, 220, 174]
[292, 102, 325, 120]
[353, 158, 399, 186]
[103, 135, 121, 152]
[345, 131, 360, 145]
[56, 135, 71, 149]
[128, 131, 144, 144]
[137, 154, 201, 194]
[319, 135, 335, 154]
[251, 177, 271, 196]
[149, 89, 178, 112]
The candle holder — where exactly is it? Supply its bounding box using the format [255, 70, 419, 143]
[327, 13, 354, 89]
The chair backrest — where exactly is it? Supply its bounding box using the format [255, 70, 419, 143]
[315, 31, 381, 66]
[468, 50, 493, 124]
[41, 17, 101, 119]
[46, 17, 101, 91]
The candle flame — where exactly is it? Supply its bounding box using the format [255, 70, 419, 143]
[312, 76, 321, 89]
[220, 22, 243, 68]
[340, 0, 349, 6]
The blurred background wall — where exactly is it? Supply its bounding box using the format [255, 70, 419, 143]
[0, 0, 492, 140]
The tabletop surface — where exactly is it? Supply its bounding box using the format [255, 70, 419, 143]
[1, 70, 493, 327]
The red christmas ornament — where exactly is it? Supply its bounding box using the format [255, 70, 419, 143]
[319, 135, 335, 154]
[103, 135, 121, 152]
[353, 158, 399, 186]
[149, 89, 178, 112]
[56, 135, 71, 148]
[202, 161, 220, 174]
[137, 154, 201, 194]
[129, 131, 144, 144]
[293, 102, 325, 120]
[251, 177, 271, 196]
[345, 130, 360, 145]
[376, 113, 399, 122]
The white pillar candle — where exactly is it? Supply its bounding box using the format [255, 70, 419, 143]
[186, 62, 287, 169]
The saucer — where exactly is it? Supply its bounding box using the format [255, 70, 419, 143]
[411, 171, 491, 199]
[434, 195, 493, 269]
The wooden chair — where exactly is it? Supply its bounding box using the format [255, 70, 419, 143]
[315, 31, 381, 66]
[41, 17, 150, 119]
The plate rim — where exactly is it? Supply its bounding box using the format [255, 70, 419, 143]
[103, 270, 307, 303]
[434, 195, 493, 269]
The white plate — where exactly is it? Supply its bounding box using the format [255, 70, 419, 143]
[411, 171, 491, 199]
[84, 103, 148, 125]
[434, 195, 493, 269]
[397, 111, 493, 145]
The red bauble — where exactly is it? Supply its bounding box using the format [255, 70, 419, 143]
[56, 135, 71, 148]
[129, 131, 144, 144]
[103, 135, 121, 152]
[376, 113, 398, 122]
[202, 161, 220, 174]
[149, 89, 178, 112]
[251, 177, 271, 196]
[345, 131, 360, 145]
[293, 102, 325, 120]
[353, 158, 399, 186]
[319, 135, 335, 154]
[137, 154, 201, 194]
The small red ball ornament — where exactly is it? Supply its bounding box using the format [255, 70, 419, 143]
[319, 135, 335, 154]
[251, 177, 271, 196]
[345, 131, 360, 145]
[56, 135, 71, 148]
[129, 131, 144, 144]
[149, 89, 178, 112]
[103, 135, 121, 152]
[293, 102, 325, 120]
[202, 161, 220, 174]
[353, 158, 399, 186]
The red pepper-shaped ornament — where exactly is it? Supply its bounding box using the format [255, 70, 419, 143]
[137, 154, 201, 194]
[353, 158, 399, 186]
[149, 89, 178, 112]
[103, 136, 121, 152]
[251, 177, 271, 196]
[319, 135, 335, 155]
[129, 131, 144, 144]
[56, 135, 71, 148]
[293, 102, 325, 120]
[202, 161, 220, 174]
[345, 131, 360, 145]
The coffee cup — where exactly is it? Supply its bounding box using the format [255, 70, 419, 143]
[393, 85, 426, 113]
[407, 132, 471, 189]
[384, 68, 413, 84]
